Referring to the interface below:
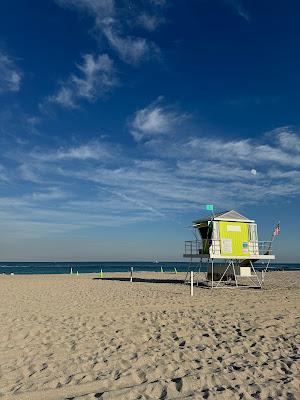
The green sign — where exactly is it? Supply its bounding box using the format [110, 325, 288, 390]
[206, 204, 214, 211]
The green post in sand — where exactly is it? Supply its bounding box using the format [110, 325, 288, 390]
[70, 267, 73, 275]
[174, 267, 177, 274]
[99, 269, 104, 279]
[76, 271, 79, 276]
[160, 266, 164, 273]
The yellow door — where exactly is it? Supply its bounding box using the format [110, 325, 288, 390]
[219, 221, 250, 257]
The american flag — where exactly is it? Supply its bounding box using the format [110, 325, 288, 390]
[273, 223, 280, 236]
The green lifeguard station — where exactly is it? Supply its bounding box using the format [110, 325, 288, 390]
[184, 210, 276, 288]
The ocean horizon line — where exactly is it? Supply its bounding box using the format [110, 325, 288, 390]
[0, 261, 299, 275]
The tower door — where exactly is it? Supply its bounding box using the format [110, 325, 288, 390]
[248, 223, 259, 255]
[219, 221, 250, 257]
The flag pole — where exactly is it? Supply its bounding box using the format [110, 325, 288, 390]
[267, 221, 280, 256]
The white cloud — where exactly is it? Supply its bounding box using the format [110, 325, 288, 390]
[0, 108, 41, 139]
[56, 144, 109, 160]
[0, 165, 9, 182]
[51, 132, 300, 211]
[103, 26, 159, 65]
[25, 116, 41, 135]
[32, 141, 116, 162]
[48, 53, 117, 108]
[136, 13, 164, 31]
[50, 87, 76, 109]
[19, 163, 41, 183]
[2, 124, 299, 235]
[151, 0, 167, 5]
[55, 0, 164, 64]
[0, 51, 22, 92]
[30, 187, 68, 201]
[146, 129, 300, 167]
[130, 98, 188, 141]
[73, 54, 117, 98]
[268, 169, 300, 180]
[275, 128, 300, 153]
[225, 0, 250, 22]
[177, 160, 262, 181]
[55, 0, 115, 21]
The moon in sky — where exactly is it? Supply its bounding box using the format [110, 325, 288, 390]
[251, 169, 257, 175]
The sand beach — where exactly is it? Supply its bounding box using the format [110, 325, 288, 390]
[0, 271, 299, 399]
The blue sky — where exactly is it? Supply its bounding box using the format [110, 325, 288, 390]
[0, 0, 299, 262]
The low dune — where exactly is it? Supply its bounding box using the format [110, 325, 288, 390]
[0, 271, 299, 399]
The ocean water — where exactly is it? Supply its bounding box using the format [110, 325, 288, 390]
[0, 261, 299, 275]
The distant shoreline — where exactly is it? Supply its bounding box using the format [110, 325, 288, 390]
[1, 267, 300, 276]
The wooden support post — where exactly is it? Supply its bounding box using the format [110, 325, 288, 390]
[191, 271, 194, 296]
[130, 267, 133, 282]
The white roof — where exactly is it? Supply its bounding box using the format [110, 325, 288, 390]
[214, 210, 255, 223]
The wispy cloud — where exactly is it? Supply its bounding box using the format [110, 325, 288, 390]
[275, 127, 300, 153]
[0, 50, 22, 92]
[151, 0, 167, 6]
[129, 97, 188, 141]
[0, 165, 9, 182]
[145, 126, 300, 167]
[49, 87, 75, 109]
[225, 0, 250, 22]
[45, 1, 165, 114]
[55, 0, 164, 64]
[30, 187, 69, 201]
[136, 13, 165, 31]
[31, 141, 117, 162]
[1, 121, 299, 236]
[0, 108, 40, 147]
[48, 53, 118, 109]
[19, 163, 41, 183]
[103, 26, 159, 65]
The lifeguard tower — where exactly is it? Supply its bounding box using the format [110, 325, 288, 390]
[184, 210, 276, 288]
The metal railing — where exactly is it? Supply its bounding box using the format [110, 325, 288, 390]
[184, 239, 273, 256]
[184, 240, 202, 255]
[257, 241, 273, 255]
[184, 239, 220, 255]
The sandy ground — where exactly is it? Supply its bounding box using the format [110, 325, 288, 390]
[0, 271, 299, 400]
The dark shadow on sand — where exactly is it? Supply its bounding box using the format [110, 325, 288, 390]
[93, 277, 184, 284]
[92, 277, 262, 289]
[92, 277, 212, 287]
